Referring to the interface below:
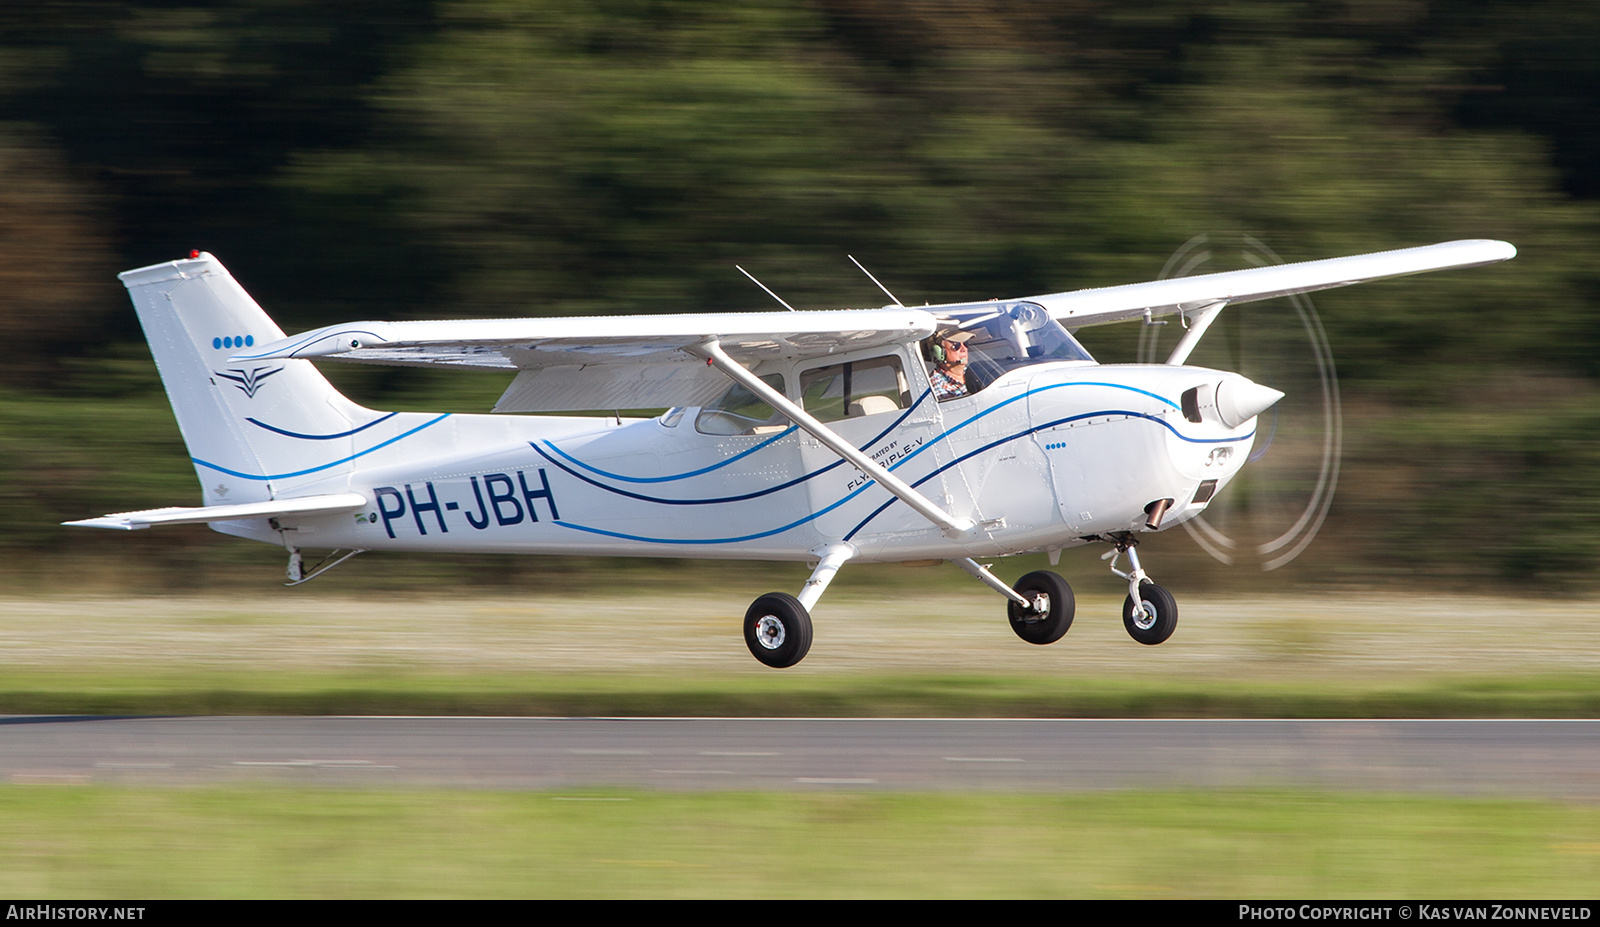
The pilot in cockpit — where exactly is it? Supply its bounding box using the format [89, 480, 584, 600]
[928, 329, 976, 401]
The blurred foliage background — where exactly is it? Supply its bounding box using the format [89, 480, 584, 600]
[4, 0, 1598, 591]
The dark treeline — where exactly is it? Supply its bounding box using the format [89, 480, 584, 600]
[2, 0, 1597, 588]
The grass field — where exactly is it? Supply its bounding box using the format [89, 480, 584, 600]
[3, 586, 1597, 898]
[1, 587, 1597, 716]
[0, 787, 1596, 898]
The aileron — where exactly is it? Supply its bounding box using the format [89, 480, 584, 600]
[1032, 239, 1515, 327]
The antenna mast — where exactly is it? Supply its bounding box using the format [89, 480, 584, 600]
[736, 265, 798, 312]
[848, 255, 904, 307]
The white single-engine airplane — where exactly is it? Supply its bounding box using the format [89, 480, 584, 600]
[70, 240, 1515, 666]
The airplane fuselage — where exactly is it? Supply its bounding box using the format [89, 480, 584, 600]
[213, 356, 1258, 563]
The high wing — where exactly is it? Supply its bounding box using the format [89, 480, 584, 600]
[236, 239, 1514, 411]
[237, 308, 938, 413]
[1026, 239, 1516, 327]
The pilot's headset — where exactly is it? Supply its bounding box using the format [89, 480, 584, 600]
[927, 332, 961, 364]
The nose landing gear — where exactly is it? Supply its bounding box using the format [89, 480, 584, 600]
[1104, 538, 1179, 645]
[1122, 582, 1178, 644]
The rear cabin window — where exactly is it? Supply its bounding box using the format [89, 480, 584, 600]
[799, 355, 910, 423]
[695, 374, 789, 436]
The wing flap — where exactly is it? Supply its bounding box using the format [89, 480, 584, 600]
[493, 361, 731, 413]
[65, 492, 369, 531]
[1030, 239, 1516, 327]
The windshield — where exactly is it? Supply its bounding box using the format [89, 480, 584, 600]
[932, 301, 1092, 390]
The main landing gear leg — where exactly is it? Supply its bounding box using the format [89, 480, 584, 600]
[1104, 539, 1178, 645]
[743, 544, 855, 669]
[953, 558, 1075, 646]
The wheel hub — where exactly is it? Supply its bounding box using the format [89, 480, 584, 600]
[754, 615, 786, 650]
[1132, 601, 1158, 630]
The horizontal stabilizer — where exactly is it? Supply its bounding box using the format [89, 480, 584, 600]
[64, 492, 368, 531]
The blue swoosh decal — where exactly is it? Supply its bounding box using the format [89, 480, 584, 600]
[193, 414, 452, 481]
[554, 481, 877, 545]
[886, 380, 1179, 475]
[531, 440, 847, 505]
[527, 390, 936, 505]
[549, 390, 1245, 545]
[841, 411, 1254, 540]
[246, 411, 401, 440]
[541, 425, 799, 483]
[540, 389, 934, 484]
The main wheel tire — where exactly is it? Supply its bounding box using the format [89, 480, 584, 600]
[1007, 570, 1075, 645]
[744, 592, 813, 668]
[1123, 583, 1178, 645]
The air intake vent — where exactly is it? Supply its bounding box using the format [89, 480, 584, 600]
[1181, 387, 1202, 423]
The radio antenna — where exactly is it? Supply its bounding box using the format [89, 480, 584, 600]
[736, 265, 798, 312]
[848, 255, 904, 307]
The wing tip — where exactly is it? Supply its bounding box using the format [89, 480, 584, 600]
[1487, 239, 1517, 262]
[1448, 238, 1517, 267]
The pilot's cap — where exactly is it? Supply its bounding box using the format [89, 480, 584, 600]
[935, 329, 975, 345]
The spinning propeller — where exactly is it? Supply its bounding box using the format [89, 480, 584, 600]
[1136, 234, 1343, 571]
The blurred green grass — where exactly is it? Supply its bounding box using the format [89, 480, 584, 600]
[1, 787, 1594, 898]
[5, 670, 1598, 718]
[1, 590, 1596, 717]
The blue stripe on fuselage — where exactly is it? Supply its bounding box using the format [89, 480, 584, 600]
[546, 379, 1240, 545]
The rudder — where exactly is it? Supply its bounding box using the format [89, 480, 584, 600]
[120, 252, 378, 504]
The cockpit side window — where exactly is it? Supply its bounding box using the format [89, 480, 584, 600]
[695, 374, 789, 436]
[799, 355, 910, 423]
[928, 301, 1094, 396]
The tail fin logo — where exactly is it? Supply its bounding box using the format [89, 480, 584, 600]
[214, 366, 285, 398]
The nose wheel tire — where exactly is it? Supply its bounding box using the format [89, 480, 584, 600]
[1007, 570, 1075, 645]
[1123, 583, 1178, 645]
[744, 592, 813, 668]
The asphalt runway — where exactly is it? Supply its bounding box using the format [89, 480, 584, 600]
[4, 717, 1598, 797]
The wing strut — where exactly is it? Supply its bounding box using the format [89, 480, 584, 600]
[799, 543, 857, 610]
[693, 340, 975, 539]
[1165, 301, 1227, 366]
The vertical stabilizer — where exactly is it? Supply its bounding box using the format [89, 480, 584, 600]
[119, 253, 377, 504]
